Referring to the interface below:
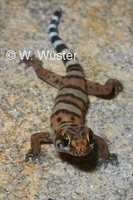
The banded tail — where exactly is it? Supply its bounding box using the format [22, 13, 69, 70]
[48, 9, 83, 74]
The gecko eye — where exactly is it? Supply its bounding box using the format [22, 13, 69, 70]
[61, 134, 70, 147]
[87, 130, 94, 144]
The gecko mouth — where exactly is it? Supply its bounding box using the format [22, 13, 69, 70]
[55, 141, 94, 156]
[68, 143, 94, 156]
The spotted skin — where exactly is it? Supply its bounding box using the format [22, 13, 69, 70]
[20, 9, 122, 165]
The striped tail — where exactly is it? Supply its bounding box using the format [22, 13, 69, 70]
[48, 9, 83, 73]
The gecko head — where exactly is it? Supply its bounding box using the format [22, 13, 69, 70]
[54, 123, 95, 156]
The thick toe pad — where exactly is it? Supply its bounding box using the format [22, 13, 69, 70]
[25, 149, 45, 164]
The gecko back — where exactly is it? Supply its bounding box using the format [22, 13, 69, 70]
[49, 9, 94, 156]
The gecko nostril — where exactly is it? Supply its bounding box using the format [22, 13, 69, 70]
[78, 148, 84, 152]
[57, 143, 60, 148]
[56, 140, 61, 148]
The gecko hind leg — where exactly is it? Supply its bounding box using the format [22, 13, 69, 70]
[86, 79, 123, 96]
[19, 55, 64, 89]
[25, 132, 53, 164]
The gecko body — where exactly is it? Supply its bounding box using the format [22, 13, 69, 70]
[20, 9, 122, 165]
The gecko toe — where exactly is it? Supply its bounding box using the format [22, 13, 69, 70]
[25, 149, 33, 162]
[25, 155, 30, 162]
[114, 83, 123, 95]
[108, 153, 119, 166]
[113, 80, 123, 95]
[32, 153, 43, 164]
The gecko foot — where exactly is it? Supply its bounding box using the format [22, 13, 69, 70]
[97, 153, 119, 168]
[18, 55, 37, 69]
[106, 79, 123, 96]
[25, 149, 45, 164]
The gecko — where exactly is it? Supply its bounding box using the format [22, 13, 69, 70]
[19, 8, 122, 165]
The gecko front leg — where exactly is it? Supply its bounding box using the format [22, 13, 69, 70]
[25, 132, 53, 164]
[93, 135, 119, 167]
[19, 55, 65, 89]
[19, 56, 65, 163]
